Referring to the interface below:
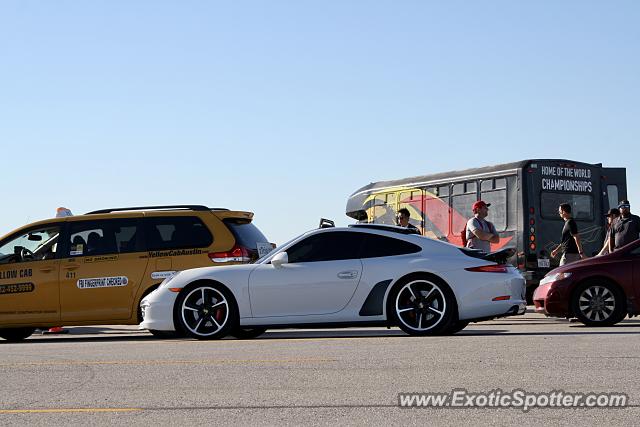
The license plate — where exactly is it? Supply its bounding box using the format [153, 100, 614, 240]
[537, 258, 550, 268]
[256, 242, 274, 258]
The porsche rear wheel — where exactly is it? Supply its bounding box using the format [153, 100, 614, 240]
[174, 283, 237, 340]
[391, 276, 455, 336]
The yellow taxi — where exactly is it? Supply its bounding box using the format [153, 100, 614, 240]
[0, 205, 272, 342]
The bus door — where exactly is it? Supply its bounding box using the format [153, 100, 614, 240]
[601, 168, 627, 210]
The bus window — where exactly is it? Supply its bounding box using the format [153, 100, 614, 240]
[495, 177, 506, 189]
[452, 193, 476, 233]
[371, 194, 396, 225]
[466, 182, 477, 194]
[399, 190, 423, 230]
[541, 193, 594, 221]
[438, 185, 450, 197]
[607, 185, 619, 210]
[481, 179, 493, 192]
[481, 188, 507, 231]
[452, 184, 464, 195]
[424, 191, 449, 239]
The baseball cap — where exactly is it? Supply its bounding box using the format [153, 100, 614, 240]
[618, 200, 631, 209]
[472, 201, 491, 211]
[605, 208, 620, 217]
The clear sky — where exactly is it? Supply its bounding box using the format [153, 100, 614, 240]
[1, 1, 639, 245]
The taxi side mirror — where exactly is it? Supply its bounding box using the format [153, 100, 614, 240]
[271, 252, 289, 268]
[28, 234, 42, 241]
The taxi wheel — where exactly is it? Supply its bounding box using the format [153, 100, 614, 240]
[0, 327, 36, 342]
[230, 328, 267, 339]
[174, 282, 238, 340]
[389, 275, 455, 336]
[571, 280, 626, 327]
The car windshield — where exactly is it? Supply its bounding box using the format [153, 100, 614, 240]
[0, 227, 60, 260]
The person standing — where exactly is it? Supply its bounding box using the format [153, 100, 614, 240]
[596, 208, 620, 256]
[396, 208, 419, 231]
[611, 200, 640, 251]
[550, 203, 586, 265]
[465, 201, 499, 253]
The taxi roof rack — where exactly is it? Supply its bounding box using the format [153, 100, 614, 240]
[86, 205, 228, 214]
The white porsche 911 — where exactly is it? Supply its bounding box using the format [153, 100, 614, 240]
[139, 224, 526, 340]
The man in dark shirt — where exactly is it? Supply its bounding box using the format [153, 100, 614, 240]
[396, 208, 419, 231]
[611, 200, 640, 250]
[550, 203, 586, 265]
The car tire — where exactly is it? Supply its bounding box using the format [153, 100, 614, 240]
[389, 274, 456, 336]
[0, 327, 36, 342]
[571, 280, 626, 327]
[229, 328, 267, 339]
[173, 282, 238, 340]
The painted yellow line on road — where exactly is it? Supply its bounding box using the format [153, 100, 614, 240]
[0, 358, 335, 367]
[0, 408, 142, 414]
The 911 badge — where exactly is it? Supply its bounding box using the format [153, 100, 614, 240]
[77, 276, 129, 289]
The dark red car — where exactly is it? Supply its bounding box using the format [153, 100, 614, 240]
[533, 239, 640, 326]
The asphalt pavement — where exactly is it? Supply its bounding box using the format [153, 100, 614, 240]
[1, 311, 639, 426]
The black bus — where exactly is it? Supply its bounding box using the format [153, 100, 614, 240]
[345, 159, 627, 299]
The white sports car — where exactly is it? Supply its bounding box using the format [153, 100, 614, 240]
[139, 224, 526, 339]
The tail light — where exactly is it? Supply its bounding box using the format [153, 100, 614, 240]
[465, 264, 509, 273]
[209, 245, 251, 263]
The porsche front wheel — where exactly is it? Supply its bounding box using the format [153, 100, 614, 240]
[174, 283, 237, 340]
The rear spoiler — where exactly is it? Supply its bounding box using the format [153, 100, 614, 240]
[460, 247, 516, 264]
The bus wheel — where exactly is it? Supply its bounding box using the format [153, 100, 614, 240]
[571, 280, 625, 326]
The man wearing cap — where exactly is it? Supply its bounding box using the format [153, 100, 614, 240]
[611, 200, 640, 250]
[597, 208, 620, 256]
[465, 201, 499, 253]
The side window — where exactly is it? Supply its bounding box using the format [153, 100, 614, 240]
[0, 225, 61, 264]
[370, 194, 397, 225]
[360, 234, 422, 258]
[286, 232, 364, 263]
[398, 190, 423, 230]
[452, 181, 478, 234]
[424, 187, 449, 239]
[68, 219, 140, 257]
[607, 185, 619, 211]
[481, 179, 508, 231]
[144, 216, 213, 251]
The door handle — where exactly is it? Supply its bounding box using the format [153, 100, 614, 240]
[63, 265, 79, 271]
[40, 267, 55, 273]
[337, 271, 358, 279]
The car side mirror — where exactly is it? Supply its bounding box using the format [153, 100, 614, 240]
[271, 252, 288, 268]
[28, 234, 42, 241]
